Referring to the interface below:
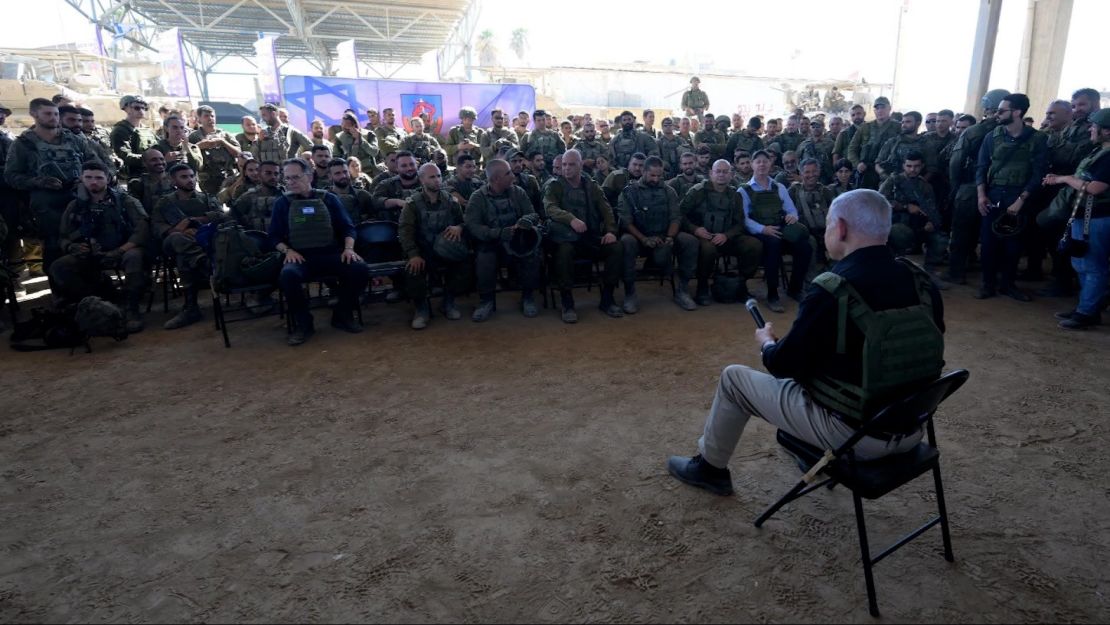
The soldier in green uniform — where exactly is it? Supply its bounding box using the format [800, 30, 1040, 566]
[847, 97, 900, 190]
[668, 152, 704, 201]
[189, 105, 241, 195]
[399, 163, 469, 329]
[232, 160, 282, 231]
[127, 149, 175, 217]
[335, 112, 379, 174]
[154, 115, 204, 179]
[62, 106, 117, 182]
[371, 151, 421, 222]
[617, 156, 699, 312]
[601, 152, 646, 206]
[254, 103, 311, 163]
[446, 153, 482, 209]
[769, 116, 805, 155]
[52, 161, 150, 331]
[681, 77, 710, 117]
[110, 95, 159, 182]
[324, 158, 372, 222]
[480, 109, 517, 163]
[1028, 99, 1084, 290]
[608, 110, 659, 169]
[4, 98, 98, 277]
[152, 163, 223, 329]
[465, 158, 541, 321]
[309, 145, 333, 189]
[942, 88, 1009, 285]
[732, 151, 754, 186]
[507, 150, 544, 214]
[875, 111, 939, 183]
[789, 158, 837, 274]
[519, 109, 566, 174]
[695, 112, 727, 161]
[445, 106, 485, 167]
[399, 117, 442, 164]
[974, 93, 1047, 302]
[798, 118, 836, 183]
[724, 117, 764, 164]
[878, 151, 946, 269]
[681, 159, 762, 305]
[657, 117, 692, 178]
[773, 151, 802, 187]
[571, 121, 609, 174]
[236, 116, 261, 158]
[544, 149, 624, 323]
[1064, 88, 1100, 148]
[832, 104, 866, 164]
[374, 108, 407, 157]
[922, 109, 958, 226]
[828, 158, 855, 198]
[528, 150, 553, 187]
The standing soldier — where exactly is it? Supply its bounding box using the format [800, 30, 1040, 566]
[399, 163, 469, 330]
[608, 110, 659, 169]
[875, 111, 938, 182]
[617, 156, 699, 312]
[847, 96, 900, 190]
[480, 109, 517, 163]
[943, 88, 1009, 285]
[399, 117, 442, 164]
[1064, 88, 1100, 147]
[110, 95, 158, 181]
[681, 159, 762, 304]
[656, 117, 692, 179]
[445, 107, 485, 166]
[798, 118, 836, 183]
[232, 160, 282, 232]
[519, 109, 566, 174]
[335, 111, 379, 174]
[254, 103, 311, 163]
[236, 115, 262, 157]
[681, 77, 710, 117]
[189, 105, 241, 196]
[465, 158, 541, 321]
[769, 116, 805, 155]
[4, 98, 97, 279]
[879, 152, 946, 270]
[695, 112, 727, 161]
[832, 104, 865, 164]
[974, 93, 1047, 302]
[923, 109, 958, 222]
[154, 115, 204, 175]
[724, 117, 764, 163]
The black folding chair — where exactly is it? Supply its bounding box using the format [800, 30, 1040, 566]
[356, 220, 407, 303]
[211, 230, 285, 348]
[754, 369, 970, 617]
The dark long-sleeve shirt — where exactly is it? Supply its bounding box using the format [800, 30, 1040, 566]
[268, 190, 355, 254]
[975, 125, 1048, 195]
[762, 245, 945, 390]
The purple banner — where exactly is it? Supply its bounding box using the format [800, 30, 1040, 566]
[282, 75, 537, 133]
[154, 28, 189, 98]
[254, 35, 281, 105]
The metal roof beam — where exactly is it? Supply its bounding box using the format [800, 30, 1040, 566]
[284, 0, 333, 73]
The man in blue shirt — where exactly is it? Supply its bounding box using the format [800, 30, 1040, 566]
[738, 150, 812, 312]
[269, 158, 370, 346]
[975, 93, 1048, 301]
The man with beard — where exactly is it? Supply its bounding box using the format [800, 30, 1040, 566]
[237, 115, 262, 157]
[254, 103, 311, 163]
[335, 112, 380, 176]
[399, 117, 442, 164]
[618, 156, 698, 312]
[875, 111, 938, 182]
[725, 117, 764, 164]
[773, 151, 802, 187]
[791, 158, 837, 274]
[848, 97, 900, 190]
[602, 152, 646, 206]
[374, 107, 407, 156]
[110, 95, 159, 181]
[668, 151, 704, 200]
[798, 118, 836, 184]
[447, 153, 482, 209]
[480, 109, 517, 163]
[695, 112, 727, 161]
[53, 160, 149, 331]
[732, 151, 754, 186]
[399, 163, 469, 330]
[371, 151, 421, 222]
[544, 149, 624, 323]
[233, 160, 283, 231]
[371, 151, 400, 190]
[465, 158, 541, 321]
[827, 116, 845, 144]
[529, 150, 552, 186]
[657, 117, 693, 179]
[154, 115, 204, 175]
[769, 116, 805, 155]
[60, 105, 116, 181]
[127, 149, 175, 216]
[324, 158, 373, 223]
[1026, 99, 1084, 287]
[309, 119, 333, 151]
[189, 105, 242, 195]
[519, 109, 566, 174]
[880, 151, 945, 271]
[608, 110, 658, 169]
[571, 121, 609, 174]
[507, 149, 544, 213]
[833, 104, 866, 164]
[681, 159, 762, 305]
[309, 145, 333, 189]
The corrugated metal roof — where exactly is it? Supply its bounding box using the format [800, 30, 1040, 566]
[124, 0, 472, 65]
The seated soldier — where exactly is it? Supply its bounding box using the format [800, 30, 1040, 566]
[543, 149, 624, 323]
[602, 152, 646, 206]
[151, 163, 222, 329]
[465, 158, 541, 321]
[309, 145, 333, 189]
[399, 163, 470, 330]
[218, 156, 259, 206]
[52, 160, 150, 332]
[507, 149, 543, 213]
[325, 158, 373, 222]
[773, 150, 802, 187]
[232, 161, 282, 231]
[126, 149, 174, 216]
[269, 158, 370, 346]
[681, 159, 763, 304]
[738, 150, 813, 313]
[447, 153, 482, 209]
[617, 155, 699, 312]
[732, 150, 755, 186]
[878, 151, 946, 271]
[790, 157, 837, 273]
[371, 151, 420, 222]
[667, 151, 705, 201]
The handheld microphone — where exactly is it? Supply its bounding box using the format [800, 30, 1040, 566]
[745, 298, 766, 329]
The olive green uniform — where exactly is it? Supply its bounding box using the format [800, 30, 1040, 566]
[110, 119, 159, 180]
[543, 174, 622, 290]
[694, 128, 727, 160]
[601, 168, 638, 206]
[832, 125, 859, 161]
[155, 139, 204, 178]
[519, 129, 566, 173]
[769, 131, 804, 155]
[231, 184, 281, 232]
[571, 138, 610, 172]
[656, 134, 694, 178]
[681, 88, 710, 115]
[445, 124, 485, 165]
[681, 180, 762, 284]
[724, 130, 763, 161]
[465, 183, 540, 300]
[847, 119, 900, 189]
[608, 129, 659, 169]
[875, 133, 939, 180]
[798, 134, 837, 183]
[446, 174, 482, 207]
[335, 130, 380, 174]
[617, 180, 695, 285]
[398, 190, 469, 299]
[945, 118, 999, 280]
[152, 190, 222, 290]
[879, 173, 945, 266]
[667, 173, 705, 202]
[371, 175, 421, 222]
[789, 182, 836, 270]
[374, 125, 407, 157]
[187, 128, 239, 195]
[235, 132, 261, 159]
[127, 173, 175, 216]
[399, 132, 442, 163]
[480, 126, 518, 162]
[514, 171, 544, 215]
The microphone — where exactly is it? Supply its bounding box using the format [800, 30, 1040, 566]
[745, 298, 766, 329]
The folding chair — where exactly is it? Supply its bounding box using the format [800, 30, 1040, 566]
[356, 220, 407, 304]
[754, 369, 970, 617]
[211, 230, 285, 348]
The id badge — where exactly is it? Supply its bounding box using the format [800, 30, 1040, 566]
[302, 206, 315, 215]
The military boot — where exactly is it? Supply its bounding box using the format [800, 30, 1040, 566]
[560, 290, 578, 324]
[599, 286, 624, 318]
[472, 296, 496, 322]
[674, 281, 697, 311]
[164, 288, 203, 330]
[411, 299, 431, 330]
[622, 282, 639, 314]
[441, 294, 462, 320]
[125, 288, 145, 334]
[520, 290, 538, 318]
[694, 279, 712, 306]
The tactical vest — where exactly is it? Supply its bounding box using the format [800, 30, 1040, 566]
[23, 131, 84, 184]
[573, 139, 606, 164]
[988, 126, 1039, 188]
[257, 125, 291, 163]
[558, 176, 600, 233]
[330, 187, 360, 218]
[413, 191, 456, 249]
[794, 186, 829, 230]
[530, 131, 560, 160]
[135, 174, 175, 212]
[954, 120, 997, 184]
[624, 183, 671, 237]
[486, 191, 525, 228]
[610, 131, 641, 168]
[191, 129, 233, 173]
[407, 135, 437, 162]
[690, 183, 738, 234]
[657, 136, 688, 174]
[861, 121, 897, 164]
[774, 131, 804, 153]
[73, 191, 134, 251]
[668, 174, 703, 201]
[740, 182, 785, 225]
[684, 90, 709, 109]
[804, 259, 944, 423]
[239, 188, 279, 231]
[447, 176, 481, 201]
[160, 192, 219, 227]
[287, 191, 334, 251]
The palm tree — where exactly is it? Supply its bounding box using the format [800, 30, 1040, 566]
[476, 30, 499, 67]
[510, 28, 529, 63]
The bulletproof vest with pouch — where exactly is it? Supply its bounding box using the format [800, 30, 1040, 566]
[414, 191, 456, 249]
[803, 259, 944, 424]
[954, 120, 997, 184]
[610, 131, 640, 167]
[559, 176, 600, 233]
[795, 186, 828, 231]
[408, 135, 436, 161]
[689, 182, 737, 234]
[531, 131, 559, 159]
[258, 125, 291, 162]
[741, 182, 785, 226]
[486, 191, 526, 229]
[574, 139, 606, 164]
[625, 182, 671, 237]
[28, 132, 84, 184]
[138, 174, 174, 211]
[74, 191, 134, 251]
[657, 136, 687, 174]
[988, 126, 1038, 188]
[287, 191, 334, 251]
[161, 192, 218, 226]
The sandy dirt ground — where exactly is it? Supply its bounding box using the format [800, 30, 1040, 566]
[1, 272, 1109, 623]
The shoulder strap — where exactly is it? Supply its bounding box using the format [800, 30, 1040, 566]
[895, 256, 936, 309]
[812, 271, 878, 354]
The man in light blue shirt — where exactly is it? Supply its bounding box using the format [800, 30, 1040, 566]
[737, 150, 812, 312]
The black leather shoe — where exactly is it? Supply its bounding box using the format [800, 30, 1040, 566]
[666, 454, 734, 496]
